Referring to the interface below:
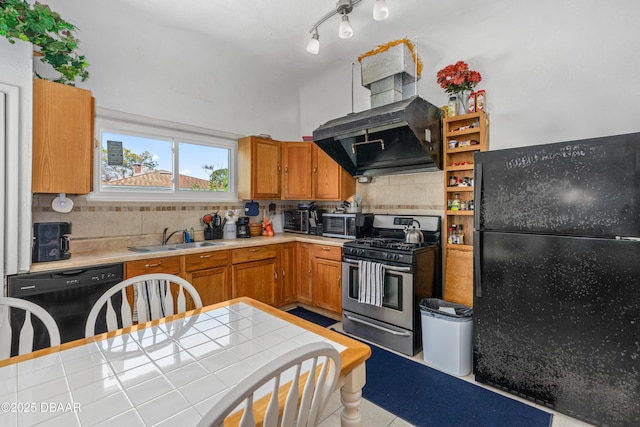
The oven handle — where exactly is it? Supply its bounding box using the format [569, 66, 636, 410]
[344, 313, 411, 337]
[343, 258, 411, 273]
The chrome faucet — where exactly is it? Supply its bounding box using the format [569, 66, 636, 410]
[162, 227, 187, 245]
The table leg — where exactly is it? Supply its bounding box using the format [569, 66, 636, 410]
[340, 362, 366, 427]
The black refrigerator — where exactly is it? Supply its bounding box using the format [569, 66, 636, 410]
[473, 133, 640, 426]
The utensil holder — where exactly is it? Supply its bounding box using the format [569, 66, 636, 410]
[204, 227, 223, 240]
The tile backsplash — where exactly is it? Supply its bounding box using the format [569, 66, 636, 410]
[32, 171, 444, 254]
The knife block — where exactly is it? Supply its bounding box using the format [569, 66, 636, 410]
[204, 227, 223, 240]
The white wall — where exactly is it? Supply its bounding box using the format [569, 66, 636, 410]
[300, 0, 640, 150]
[45, 1, 302, 140]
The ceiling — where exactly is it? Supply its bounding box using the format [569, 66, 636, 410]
[115, 0, 462, 77]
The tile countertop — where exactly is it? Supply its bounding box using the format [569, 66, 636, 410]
[30, 234, 350, 273]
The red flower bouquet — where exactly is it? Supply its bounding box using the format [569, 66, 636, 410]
[436, 61, 482, 95]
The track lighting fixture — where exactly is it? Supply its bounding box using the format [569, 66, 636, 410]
[373, 0, 389, 21]
[339, 14, 354, 39]
[306, 31, 320, 54]
[306, 0, 390, 54]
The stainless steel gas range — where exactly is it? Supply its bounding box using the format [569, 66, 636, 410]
[341, 214, 442, 356]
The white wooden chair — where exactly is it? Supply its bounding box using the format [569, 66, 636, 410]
[0, 297, 61, 359]
[85, 273, 203, 337]
[197, 342, 341, 427]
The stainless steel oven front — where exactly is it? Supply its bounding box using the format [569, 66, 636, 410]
[341, 257, 418, 354]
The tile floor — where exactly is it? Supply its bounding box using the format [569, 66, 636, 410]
[320, 323, 596, 427]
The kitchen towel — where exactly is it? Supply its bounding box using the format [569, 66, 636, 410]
[358, 260, 384, 307]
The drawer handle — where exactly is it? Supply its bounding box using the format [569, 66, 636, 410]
[322, 247, 331, 251]
[145, 262, 162, 268]
[199, 254, 212, 259]
[249, 248, 260, 252]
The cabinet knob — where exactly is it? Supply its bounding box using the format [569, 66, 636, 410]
[338, 275, 342, 288]
[313, 166, 318, 175]
[284, 165, 288, 174]
[281, 268, 285, 278]
[273, 270, 278, 281]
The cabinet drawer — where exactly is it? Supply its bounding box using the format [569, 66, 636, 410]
[185, 250, 229, 271]
[125, 256, 182, 277]
[312, 244, 342, 261]
[231, 245, 278, 264]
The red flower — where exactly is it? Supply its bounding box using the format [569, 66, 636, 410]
[436, 61, 482, 94]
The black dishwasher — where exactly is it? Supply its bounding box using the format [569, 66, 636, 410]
[7, 263, 123, 352]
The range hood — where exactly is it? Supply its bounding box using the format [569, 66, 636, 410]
[312, 95, 443, 177]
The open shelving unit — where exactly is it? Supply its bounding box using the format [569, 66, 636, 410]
[442, 111, 489, 306]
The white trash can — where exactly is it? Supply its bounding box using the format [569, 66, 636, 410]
[420, 298, 473, 376]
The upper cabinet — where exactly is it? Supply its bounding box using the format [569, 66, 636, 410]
[282, 142, 313, 200]
[238, 136, 282, 199]
[313, 144, 355, 201]
[240, 136, 355, 201]
[32, 79, 93, 194]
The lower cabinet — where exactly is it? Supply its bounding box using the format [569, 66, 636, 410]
[296, 242, 314, 304]
[312, 245, 343, 314]
[231, 245, 278, 306]
[184, 250, 230, 309]
[443, 248, 474, 307]
[124, 256, 184, 314]
[123, 241, 344, 312]
[279, 242, 297, 305]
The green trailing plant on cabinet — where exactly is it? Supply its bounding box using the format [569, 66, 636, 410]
[0, 0, 89, 85]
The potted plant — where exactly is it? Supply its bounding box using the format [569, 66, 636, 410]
[0, 0, 89, 85]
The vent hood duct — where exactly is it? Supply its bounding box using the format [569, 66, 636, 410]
[312, 95, 443, 177]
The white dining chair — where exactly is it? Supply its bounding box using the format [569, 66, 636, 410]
[0, 297, 61, 359]
[197, 342, 341, 427]
[85, 273, 203, 337]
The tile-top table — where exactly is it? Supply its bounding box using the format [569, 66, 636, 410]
[0, 297, 370, 426]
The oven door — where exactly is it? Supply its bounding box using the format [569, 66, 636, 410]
[341, 258, 414, 329]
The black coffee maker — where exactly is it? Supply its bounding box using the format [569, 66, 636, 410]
[236, 216, 250, 238]
[32, 222, 72, 262]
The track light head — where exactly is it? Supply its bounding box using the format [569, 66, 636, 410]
[306, 31, 320, 54]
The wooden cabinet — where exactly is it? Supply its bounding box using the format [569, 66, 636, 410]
[184, 250, 230, 309]
[231, 245, 278, 305]
[32, 78, 93, 194]
[312, 244, 343, 314]
[238, 136, 281, 199]
[238, 136, 355, 201]
[282, 142, 356, 201]
[442, 111, 488, 306]
[124, 256, 182, 277]
[282, 142, 313, 200]
[296, 242, 314, 304]
[313, 145, 356, 201]
[278, 242, 297, 305]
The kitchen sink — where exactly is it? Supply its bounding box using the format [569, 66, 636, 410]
[128, 241, 223, 252]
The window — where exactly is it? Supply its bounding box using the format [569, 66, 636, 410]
[92, 114, 237, 201]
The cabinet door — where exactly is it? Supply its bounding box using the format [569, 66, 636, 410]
[32, 78, 93, 194]
[313, 145, 356, 201]
[186, 266, 230, 309]
[314, 258, 342, 314]
[443, 247, 473, 306]
[279, 242, 297, 305]
[282, 142, 313, 200]
[238, 136, 281, 199]
[232, 258, 278, 306]
[296, 243, 313, 304]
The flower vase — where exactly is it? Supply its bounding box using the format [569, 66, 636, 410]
[455, 91, 471, 115]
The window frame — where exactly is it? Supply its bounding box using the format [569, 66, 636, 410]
[90, 110, 239, 202]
